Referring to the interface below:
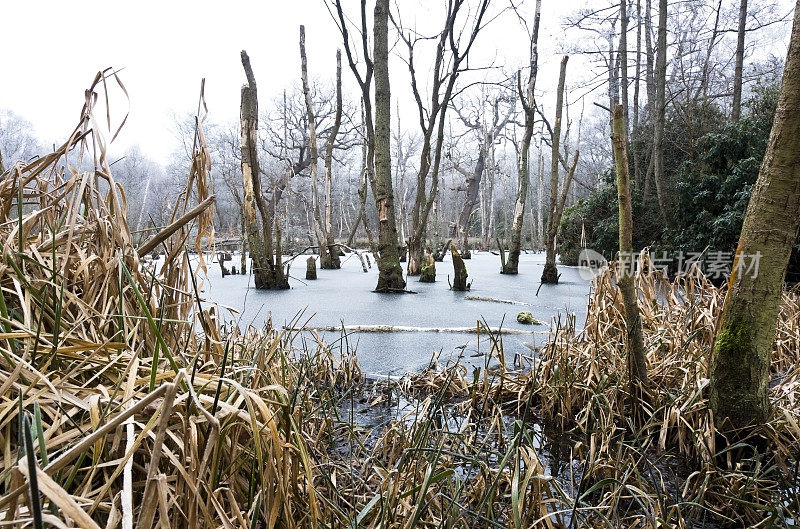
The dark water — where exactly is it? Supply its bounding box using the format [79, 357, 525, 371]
[200, 251, 591, 375]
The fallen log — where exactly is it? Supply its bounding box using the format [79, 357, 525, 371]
[283, 324, 545, 334]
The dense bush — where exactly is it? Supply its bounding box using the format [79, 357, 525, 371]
[558, 82, 788, 274]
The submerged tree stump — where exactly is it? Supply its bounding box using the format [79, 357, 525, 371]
[419, 250, 436, 282]
[306, 256, 317, 280]
[541, 262, 559, 283]
[450, 245, 470, 291]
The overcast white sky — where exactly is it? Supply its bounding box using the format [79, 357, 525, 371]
[1, 0, 794, 164]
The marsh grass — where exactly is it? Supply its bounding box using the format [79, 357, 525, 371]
[1, 72, 798, 528]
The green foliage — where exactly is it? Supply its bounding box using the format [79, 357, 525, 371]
[670, 83, 779, 254]
[558, 82, 781, 268]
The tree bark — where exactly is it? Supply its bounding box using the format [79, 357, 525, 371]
[611, 104, 651, 412]
[710, 0, 800, 432]
[323, 49, 344, 268]
[632, 0, 643, 191]
[732, 0, 748, 122]
[620, 0, 629, 132]
[450, 245, 470, 291]
[240, 51, 288, 290]
[240, 214, 247, 274]
[373, 0, 406, 292]
[503, 0, 541, 275]
[299, 26, 336, 270]
[541, 55, 569, 283]
[652, 0, 669, 223]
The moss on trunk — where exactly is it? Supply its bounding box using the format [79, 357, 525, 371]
[710, 3, 800, 433]
[419, 251, 436, 283]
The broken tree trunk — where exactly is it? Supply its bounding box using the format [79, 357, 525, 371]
[450, 245, 470, 291]
[419, 250, 436, 282]
[322, 49, 344, 269]
[240, 51, 288, 290]
[306, 256, 317, 280]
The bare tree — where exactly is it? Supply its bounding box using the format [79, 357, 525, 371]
[541, 56, 579, 284]
[451, 86, 515, 258]
[330, 0, 405, 291]
[652, 0, 669, 222]
[502, 0, 540, 275]
[240, 51, 288, 290]
[299, 26, 343, 269]
[394, 0, 491, 276]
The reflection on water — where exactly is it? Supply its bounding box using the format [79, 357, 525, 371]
[201, 250, 591, 375]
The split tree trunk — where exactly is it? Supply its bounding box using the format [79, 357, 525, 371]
[611, 104, 650, 412]
[710, 1, 800, 432]
[373, 0, 406, 292]
[732, 0, 748, 122]
[240, 51, 288, 290]
[503, 0, 540, 275]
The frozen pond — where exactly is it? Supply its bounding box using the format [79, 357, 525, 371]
[199, 251, 591, 376]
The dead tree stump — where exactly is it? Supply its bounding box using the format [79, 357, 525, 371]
[306, 256, 317, 280]
[419, 250, 436, 282]
[450, 245, 470, 291]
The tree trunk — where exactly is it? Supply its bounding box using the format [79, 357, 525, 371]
[732, 0, 748, 122]
[323, 49, 344, 269]
[541, 55, 569, 284]
[633, 0, 643, 190]
[456, 142, 486, 258]
[611, 104, 651, 412]
[504, 0, 540, 275]
[419, 250, 436, 282]
[306, 256, 317, 280]
[240, 214, 247, 274]
[300, 26, 337, 270]
[450, 245, 470, 291]
[652, 0, 669, 223]
[373, 0, 406, 292]
[710, 0, 800, 432]
[240, 51, 288, 290]
[620, 0, 629, 132]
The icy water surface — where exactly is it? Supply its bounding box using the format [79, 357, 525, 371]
[201, 251, 591, 375]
